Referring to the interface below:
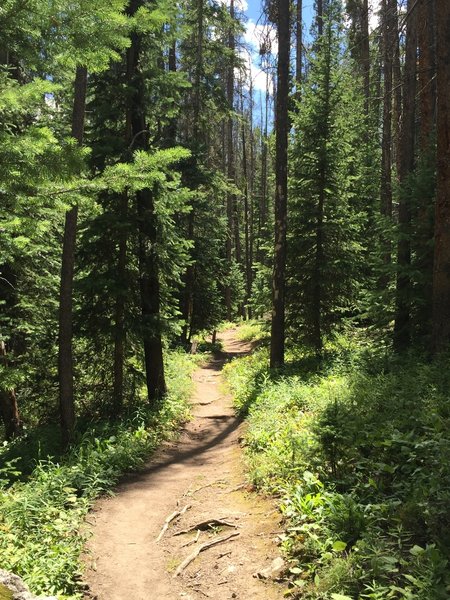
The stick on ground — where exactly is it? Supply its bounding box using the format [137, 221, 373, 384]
[180, 529, 201, 548]
[184, 479, 228, 496]
[156, 504, 191, 542]
[174, 532, 240, 577]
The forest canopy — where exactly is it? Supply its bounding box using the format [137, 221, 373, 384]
[1, 0, 450, 597]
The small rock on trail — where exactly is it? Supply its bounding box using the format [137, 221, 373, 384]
[84, 329, 285, 600]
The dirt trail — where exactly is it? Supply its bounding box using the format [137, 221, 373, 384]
[84, 329, 285, 600]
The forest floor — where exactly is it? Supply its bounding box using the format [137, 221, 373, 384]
[84, 329, 285, 600]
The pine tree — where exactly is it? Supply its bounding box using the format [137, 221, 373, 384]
[269, 0, 290, 368]
[431, 0, 450, 352]
[288, 0, 365, 352]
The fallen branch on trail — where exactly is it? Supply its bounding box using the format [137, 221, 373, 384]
[224, 483, 247, 493]
[173, 518, 239, 536]
[183, 479, 228, 496]
[173, 532, 240, 577]
[156, 504, 191, 542]
[180, 529, 201, 548]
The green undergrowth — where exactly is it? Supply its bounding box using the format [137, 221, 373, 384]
[234, 319, 269, 344]
[224, 333, 450, 599]
[0, 350, 197, 599]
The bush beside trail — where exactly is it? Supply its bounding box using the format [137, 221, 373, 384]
[224, 329, 450, 599]
[0, 351, 196, 600]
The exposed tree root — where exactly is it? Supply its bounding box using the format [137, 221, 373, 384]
[174, 518, 238, 536]
[174, 532, 240, 577]
[156, 504, 191, 542]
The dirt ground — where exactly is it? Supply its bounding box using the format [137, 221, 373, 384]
[84, 329, 285, 600]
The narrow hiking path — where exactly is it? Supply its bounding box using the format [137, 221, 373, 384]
[84, 329, 285, 600]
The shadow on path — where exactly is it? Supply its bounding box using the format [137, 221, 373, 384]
[117, 342, 251, 491]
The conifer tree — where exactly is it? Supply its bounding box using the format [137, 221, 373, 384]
[431, 0, 450, 352]
[269, 0, 290, 368]
[288, 0, 365, 352]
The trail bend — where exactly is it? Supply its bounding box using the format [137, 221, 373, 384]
[84, 329, 284, 600]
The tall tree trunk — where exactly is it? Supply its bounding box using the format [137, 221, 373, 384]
[390, 0, 402, 164]
[296, 0, 303, 87]
[312, 22, 332, 355]
[165, 39, 178, 145]
[415, 0, 436, 336]
[181, 0, 203, 344]
[112, 191, 129, 415]
[241, 87, 252, 317]
[393, 0, 417, 350]
[225, 0, 235, 321]
[127, 0, 166, 399]
[431, 0, 450, 352]
[248, 75, 255, 318]
[270, 0, 290, 368]
[361, 0, 370, 114]
[0, 341, 21, 440]
[0, 263, 21, 438]
[380, 0, 393, 286]
[58, 64, 87, 446]
[257, 75, 269, 265]
[317, 0, 323, 36]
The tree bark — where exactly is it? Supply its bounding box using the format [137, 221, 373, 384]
[225, 0, 236, 321]
[415, 0, 436, 335]
[180, 0, 204, 344]
[127, 0, 166, 399]
[0, 342, 21, 440]
[296, 0, 302, 86]
[393, 0, 417, 350]
[391, 0, 402, 162]
[257, 71, 270, 266]
[112, 191, 129, 415]
[248, 75, 255, 318]
[241, 86, 252, 317]
[380, 0, 393, 285]
[58, 64, 88, 446]
[317, 0, 323, 36]
[431, 0, 450, 352]
[269, 0, 290, 368]
[361, 0, 370, 114]
[312, 20, 332, 355]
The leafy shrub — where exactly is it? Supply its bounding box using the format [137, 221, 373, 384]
[224, 339, 450, 599]
[0, 350, 195, 599]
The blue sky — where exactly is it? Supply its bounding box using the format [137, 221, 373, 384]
[238, 0, 316, 93]
[245, 0, 315, 28]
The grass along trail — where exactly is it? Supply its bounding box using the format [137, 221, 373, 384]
[84, 329, 284, 600]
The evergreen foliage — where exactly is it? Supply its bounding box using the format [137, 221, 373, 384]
[1, 0, 449, 596]
[288, 2, 366, 350]
[225, 328, 450, 599]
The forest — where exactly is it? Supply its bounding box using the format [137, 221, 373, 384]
[1, 0, 450, 598]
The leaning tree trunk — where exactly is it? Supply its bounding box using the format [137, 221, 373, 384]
[58, 64, 87, 446]
[269, 0, 290, 368]
[431, 0, 450, 352]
